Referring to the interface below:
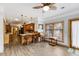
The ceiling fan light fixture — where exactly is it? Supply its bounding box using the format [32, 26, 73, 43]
[43, 6, 49, 11]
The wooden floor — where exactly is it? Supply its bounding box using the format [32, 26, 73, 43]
[0, 42, 70, 56]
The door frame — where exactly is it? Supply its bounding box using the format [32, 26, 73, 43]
[69, 18, 79, 49]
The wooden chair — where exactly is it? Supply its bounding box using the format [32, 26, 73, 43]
[24, 35, 32, 45]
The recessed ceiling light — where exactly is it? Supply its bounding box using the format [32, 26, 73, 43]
[21, 14, 23, 16]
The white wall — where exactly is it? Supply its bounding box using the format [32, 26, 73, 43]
[0, 6, 4, 52]
[0, 16, 4, 52]
[44, 9, 79, 46]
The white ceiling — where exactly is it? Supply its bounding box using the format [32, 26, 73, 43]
[0, 3, 79, 19]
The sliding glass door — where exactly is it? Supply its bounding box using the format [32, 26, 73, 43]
[71, 20, 79, 48]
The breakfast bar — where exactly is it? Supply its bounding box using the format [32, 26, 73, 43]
[20, 32, 40, 45]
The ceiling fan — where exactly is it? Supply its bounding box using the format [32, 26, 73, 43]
[32, 3, 57, 11]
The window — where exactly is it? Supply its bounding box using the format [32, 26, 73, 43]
[53, 22, 64, 42]
[45, 21, 64, 42]
[45, 24, 54, 38]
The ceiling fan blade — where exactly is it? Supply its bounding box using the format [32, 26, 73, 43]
[33, 6, 43, 9]
[49, 6, 57, 10]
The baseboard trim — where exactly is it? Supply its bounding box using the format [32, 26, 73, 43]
[44, 39, 69, 48]
[57, 43, 69, 48]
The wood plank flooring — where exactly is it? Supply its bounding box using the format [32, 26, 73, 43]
[0, 42, 70, 56]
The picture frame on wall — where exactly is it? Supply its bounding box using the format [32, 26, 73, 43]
[38, 24, 43, 29]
